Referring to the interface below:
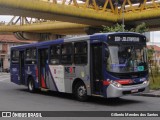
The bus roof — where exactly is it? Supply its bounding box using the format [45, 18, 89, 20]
[11, 38, 64, 50]
[11, 32, 145, 50]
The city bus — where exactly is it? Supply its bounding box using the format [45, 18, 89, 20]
[10, 32, 149, 101]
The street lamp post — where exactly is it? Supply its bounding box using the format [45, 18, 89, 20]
[122, 3, 125, 32]
[114, 0, 125, 32]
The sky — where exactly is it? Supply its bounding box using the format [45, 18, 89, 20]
[0, 15, 13, 23]
[150, 32, 160, 44]
[1, 15, 160, 45]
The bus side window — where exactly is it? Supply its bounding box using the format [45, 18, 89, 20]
[50, 45, 61, 65]
[26, 49, 30, 60]
[61, 43, 73, 64]
[32, 49, 36, 60]
[11, 50, 19, 64]
[25, 48, 36, 64]
[74, 42, 87, 64]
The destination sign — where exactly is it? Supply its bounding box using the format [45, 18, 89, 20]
[115, 36, 140, 42]
[107, 34, 146, 44]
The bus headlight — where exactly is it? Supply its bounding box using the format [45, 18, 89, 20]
[143, 81, 148, 84]
[110, 80, 122, 88]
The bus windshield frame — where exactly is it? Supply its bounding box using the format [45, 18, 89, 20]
[106, 44, 148, 73]
[105, 33, 148, 74]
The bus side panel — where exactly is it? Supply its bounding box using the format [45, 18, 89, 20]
[25, 64, 39, 88]
[11, 64, 20, 85]
[48, 65, 64, 92]
[48, 65, 90, 94]
[71, 65, 90, 95]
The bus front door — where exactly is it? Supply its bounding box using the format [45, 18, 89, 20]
[38, 49, 49, 89]
[19, 51, 25, 84]
[91, 43, 103, 95]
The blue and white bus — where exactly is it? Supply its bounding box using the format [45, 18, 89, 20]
[10, 32, 149, 101]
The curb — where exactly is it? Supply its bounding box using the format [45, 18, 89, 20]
[137, 93, 160, 97]
[134, 90, 160, 97]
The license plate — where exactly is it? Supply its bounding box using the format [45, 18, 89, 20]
[131, 89, 138, 93]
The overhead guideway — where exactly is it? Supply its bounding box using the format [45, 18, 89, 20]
[0, 21, 90, 35]
[1, 0, 160, 38]
[0, 0, 160, 26]
[0, 0, 117, 26]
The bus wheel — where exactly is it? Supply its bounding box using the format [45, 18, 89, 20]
[28, 77, 35, 93]
[74, 82, 88, 101]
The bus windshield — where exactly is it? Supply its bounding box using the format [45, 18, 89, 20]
[106, 45, 148, 73]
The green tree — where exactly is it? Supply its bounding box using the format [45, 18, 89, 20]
[147, 46, 155, 83]
[147, 46, 155, 65]
[101, 23, 128, 32]
[101, 22, 148, 33]
[134, 22, 149, 33]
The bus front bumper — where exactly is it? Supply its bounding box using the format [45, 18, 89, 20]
[106, 81, 149, 98]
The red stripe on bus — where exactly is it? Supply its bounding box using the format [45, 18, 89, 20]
[117, 79, 133, 85]
[36, 66, 38, 77]
[103, 79, 133, 86]
[103, 81, 110, 86]
[41, 75, 46, 88]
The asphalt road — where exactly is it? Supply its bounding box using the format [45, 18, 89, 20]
[0, 73, 160, 120]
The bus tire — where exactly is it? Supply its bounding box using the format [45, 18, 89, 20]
[28, 77, 35, 93]
[74, 82, 88, 102]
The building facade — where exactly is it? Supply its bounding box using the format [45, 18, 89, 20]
[0, 34, 35, 71]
